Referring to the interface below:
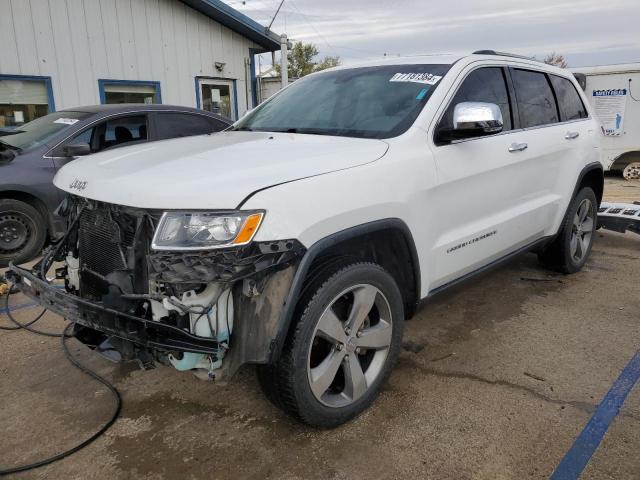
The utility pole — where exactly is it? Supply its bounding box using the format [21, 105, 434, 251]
[280, 34, 288, 88]
[266, 0, 288, 90]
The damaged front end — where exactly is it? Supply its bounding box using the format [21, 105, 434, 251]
[9, 197, 305, 380]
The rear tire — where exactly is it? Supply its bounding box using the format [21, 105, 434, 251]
[257, 262, 404, 427]
[0, 199, 47, 267]
[538, 187, 597, 273]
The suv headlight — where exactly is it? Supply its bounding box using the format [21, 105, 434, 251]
[151, 211, 264, 251]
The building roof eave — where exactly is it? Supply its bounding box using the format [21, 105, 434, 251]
[180, 0, 281, 52]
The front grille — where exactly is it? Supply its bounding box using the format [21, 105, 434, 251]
[78, 206, 137, 299]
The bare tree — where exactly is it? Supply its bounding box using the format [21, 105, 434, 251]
[543, 52, 568, 68]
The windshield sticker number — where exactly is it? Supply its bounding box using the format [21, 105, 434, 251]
[390, 72, 442, 85]
[54, 118, 80, 125]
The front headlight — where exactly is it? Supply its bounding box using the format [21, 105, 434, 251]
[151, 211, 264, 251]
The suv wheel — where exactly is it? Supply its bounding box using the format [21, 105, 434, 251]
[0, 199, 47, 268]
[257, 262, 404, 427]
[538, 187, 597, 273]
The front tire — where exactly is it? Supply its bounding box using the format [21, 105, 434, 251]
[538, 187, 597, 273]
[258, 262, 404, 427]
[0, 199, 47, 267]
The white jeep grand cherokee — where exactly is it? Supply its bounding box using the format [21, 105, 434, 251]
[10, 51, 603, 427]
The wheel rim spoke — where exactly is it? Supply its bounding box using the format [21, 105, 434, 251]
[343, 354, 367, 401]
[356, 321, 392, 349]
[575, 233, 583, 259]
[310, 348, 346, 399]
[570, 234, 578, 259]
[581, 218, 594, 232]
[346, 285, 377, 333]
[581, 234, 591, 256]
[578, 201, 589, 222]
[316, 308, 347, 345]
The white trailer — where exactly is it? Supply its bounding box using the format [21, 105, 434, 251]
[571, 63, 640, 179]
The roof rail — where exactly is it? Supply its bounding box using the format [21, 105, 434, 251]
[472, 50, 543, 63]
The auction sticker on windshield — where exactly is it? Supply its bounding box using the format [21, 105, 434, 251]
[390, 72, 442, 85]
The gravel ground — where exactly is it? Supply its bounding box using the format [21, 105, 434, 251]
[1, 177, 639, 480]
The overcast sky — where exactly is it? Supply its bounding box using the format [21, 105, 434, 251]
[224, 0, 640, 69]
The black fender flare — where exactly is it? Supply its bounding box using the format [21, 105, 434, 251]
[571, 161, 604, 205]
[268, 218, 421, 362]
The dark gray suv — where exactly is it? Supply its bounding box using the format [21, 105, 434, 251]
[0, 104, 231, 267]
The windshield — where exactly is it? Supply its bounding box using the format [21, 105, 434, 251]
[236, 64, 451, 139]
[0, 111, 90, 151]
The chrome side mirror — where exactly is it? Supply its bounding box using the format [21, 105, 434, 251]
[453, 102, 503, 135]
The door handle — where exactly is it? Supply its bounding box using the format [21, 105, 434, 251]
[508, 142, 528, 152]
[565, 131, 580, 140]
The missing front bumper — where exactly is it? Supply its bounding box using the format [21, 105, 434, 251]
[8, 265, 222, 355]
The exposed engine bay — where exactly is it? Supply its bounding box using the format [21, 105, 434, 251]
[23, 196, 305, 380]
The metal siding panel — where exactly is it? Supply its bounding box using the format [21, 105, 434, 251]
[83, 0, 109, 81]
[0, 0, 20, 72]
[48, 0, 81, 109]
[198, 15, 214, 76]
[172, 1, 192, 106]
[144, 0, 165, 87]
[185, 6, 203, 84]
[99, 0, 125, 78]
[115, 0, 137, 78]
[66, 0, 99, 105]
[220, 25, 234, 77]
[29, 0, 62, 106]
[158, 0, 179, 104]
[10, 0, 39, 74]
[130, 0, 152, 80]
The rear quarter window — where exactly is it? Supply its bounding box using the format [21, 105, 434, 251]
[549, 75, 588, 121]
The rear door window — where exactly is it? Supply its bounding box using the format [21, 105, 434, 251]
[440, 67, 513, 132]
[155, 113, 217, 140]
[549, 75, 588, 121]
[511, 69, 559, 128]
[101, 115, 147, 149]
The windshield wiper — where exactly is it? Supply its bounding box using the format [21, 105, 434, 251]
[230, 126, 254, 131]
[269, 128, 336, 137]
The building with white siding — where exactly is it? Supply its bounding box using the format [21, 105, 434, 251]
[0, 0, 281, 127]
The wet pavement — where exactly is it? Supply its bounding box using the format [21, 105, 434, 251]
[1, 177, 639, 479]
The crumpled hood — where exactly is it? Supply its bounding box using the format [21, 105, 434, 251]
[53, 131, 389, 209]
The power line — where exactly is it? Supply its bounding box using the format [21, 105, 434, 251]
[286, 0, 383, 58]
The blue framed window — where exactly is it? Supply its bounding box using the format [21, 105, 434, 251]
[98, 79, 161, 105]
[194, 77, 238, 120]
[0, 74, 55, 127]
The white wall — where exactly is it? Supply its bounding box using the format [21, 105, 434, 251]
[0, 0, 261, 116]
[572, 65, 640, 169]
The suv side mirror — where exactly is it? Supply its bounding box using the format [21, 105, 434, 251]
[437, 102, 503, 143]
[62, 143, 91, 157]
